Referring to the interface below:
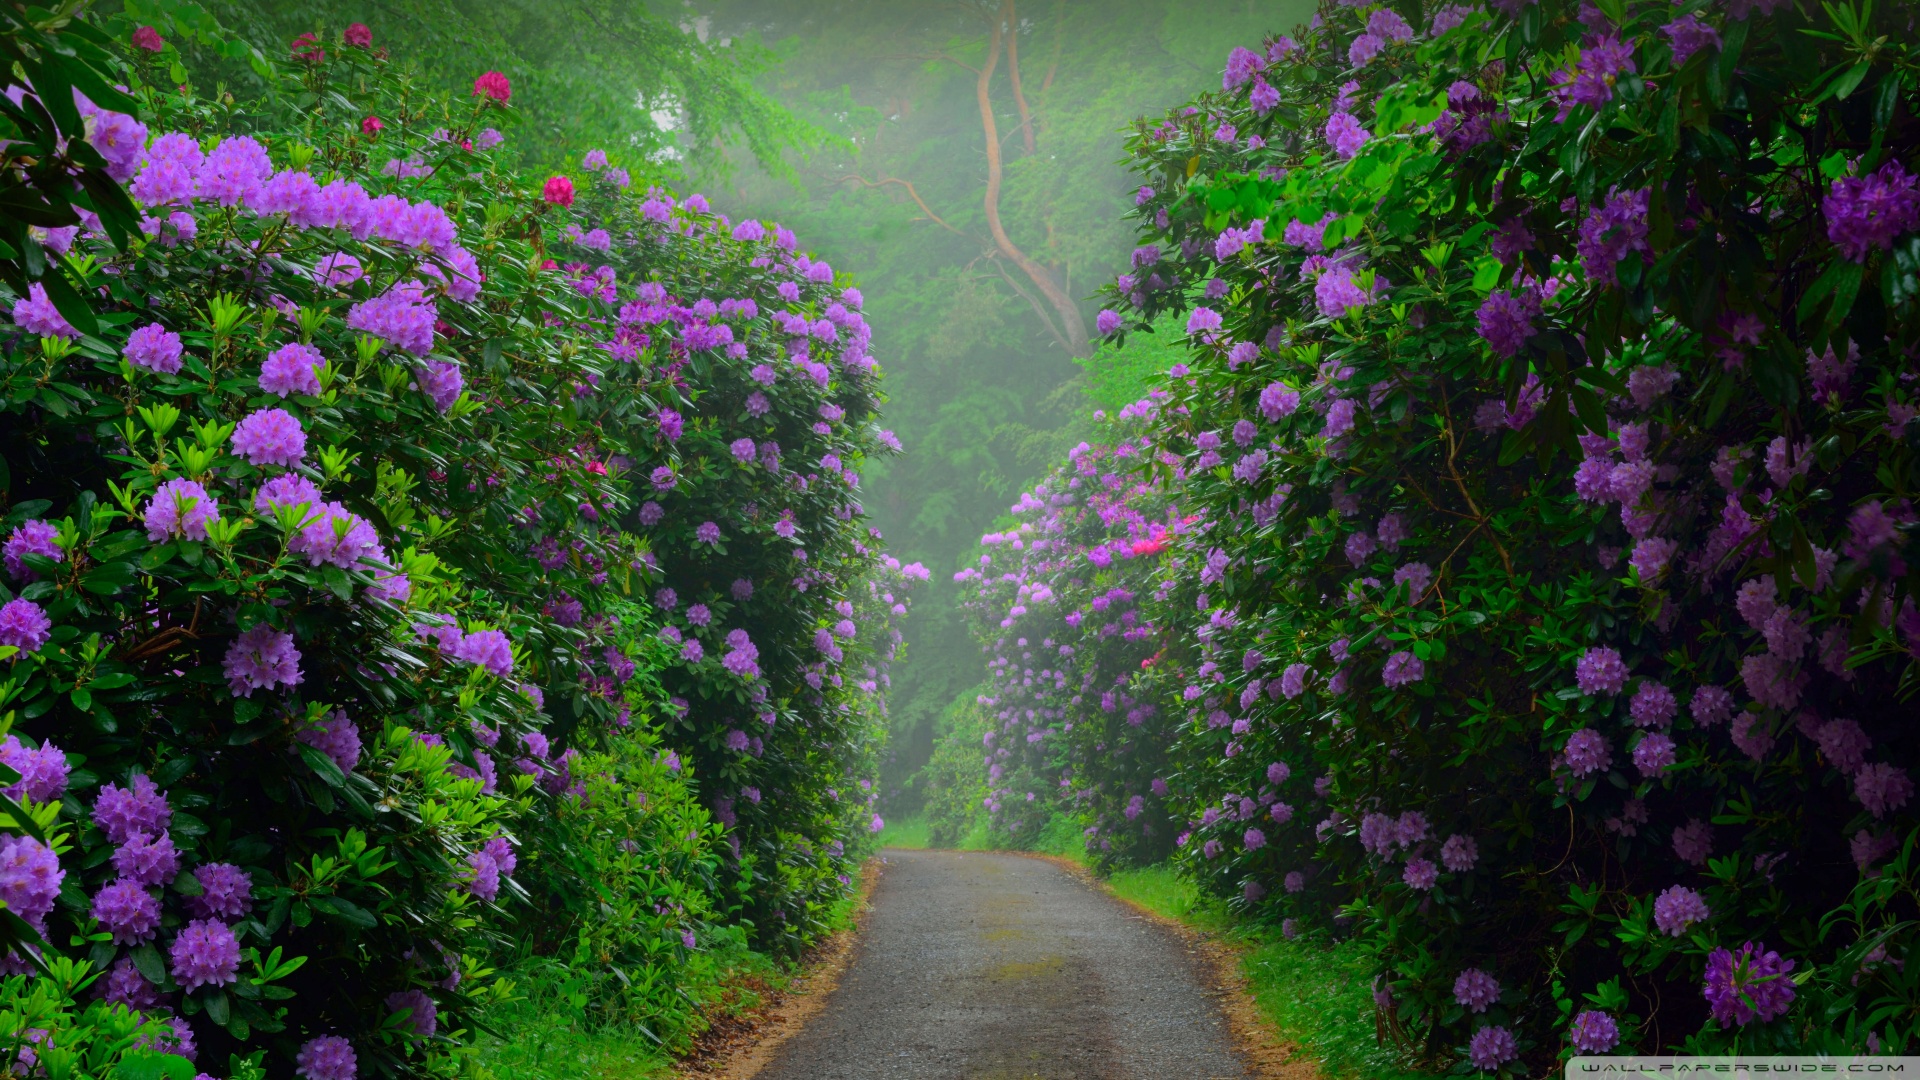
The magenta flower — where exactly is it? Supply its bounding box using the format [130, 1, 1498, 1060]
[169, 910, 240, 991]
[258, 342, 326, 399]
[543, 175, 575, 207]
[112, 830, 178, 886]
[1475, 288, 1539, 357]
[1403, 858, 1437, 890]
[1576, 187, 1651, 285]
[1632, 733, 1677, 776]
[1325, 111, 1370, 158]
[1854, 763, 1914, 819]
[472, 71, 512, 101]
[0, 836, 64, 927]
[290, 502, 381, 569]
[1627, 681, 1676, 727]
[1690, 685, 1735, 726]
[1662, 13, 1721, 65]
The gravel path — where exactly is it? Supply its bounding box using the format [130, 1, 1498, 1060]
[755, 848, 1253, 1080]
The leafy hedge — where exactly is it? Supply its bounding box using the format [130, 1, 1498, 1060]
[0, 13, 911, 1079]
[959, 0, 1920, 1068]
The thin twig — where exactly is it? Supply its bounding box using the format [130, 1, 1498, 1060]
[836, 175, 965, 235]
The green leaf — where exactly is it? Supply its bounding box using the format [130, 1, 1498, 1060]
[112, 1051, 199, 1080]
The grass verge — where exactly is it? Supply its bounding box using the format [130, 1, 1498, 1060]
[1061, 834, 1429, 1080]
[470, 860, 876, 1080]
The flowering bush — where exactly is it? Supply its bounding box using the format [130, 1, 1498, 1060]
[960, 0, 1920, 1066]
[0, 15, 910, 1077]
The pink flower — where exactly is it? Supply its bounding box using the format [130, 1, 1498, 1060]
[131, 26, 165, 51]
[473, 71, 512, 102]
[344, 22, 372, 47]
[543, 175, 575, 207]
[361, 116, 383, 135]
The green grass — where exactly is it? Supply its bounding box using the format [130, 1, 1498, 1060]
[472, 861, 877, 1079]
[877, 813, 930, 849]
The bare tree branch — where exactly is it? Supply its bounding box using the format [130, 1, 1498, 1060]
[1003, 0, 1036, 156]
[970, 2, 1089, 356]
[988, 256, 1074, 354]
[836, 175, 967, 235]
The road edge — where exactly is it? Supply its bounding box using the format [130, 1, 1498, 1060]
[1020, 851, 1323, 1080]
[672, 854, 885, 1079]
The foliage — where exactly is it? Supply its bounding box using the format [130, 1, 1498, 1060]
[123, 0, 824, 181]
[700, 1, 1316, 819]
[0, 14, 911, 1078]
[954, 0, 1920, 1068]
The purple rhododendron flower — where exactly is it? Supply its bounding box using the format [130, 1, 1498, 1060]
[223, 623, 302, 697]
[1703, 941, 1795, 1026]
[1825, 162, 1920, 263]
[1325, 111, 1370, 158]
[455, 629, 514, 677]
[2, 520, 61, 581]
[296, 1036, 357, 1080]
[386, 989, 437, 1038]
[1662, 13, 1721, 65]
[298, 712, 362, 774]
[144, 478, 220, 542]
[1570, 1009, 1620, 1053]
[260, 342, 325, 397]
[92, 880, 161, 943]
[1575, 646, 1629, 695]
[0, 598, 51, 654]
[231, 408, 307, 467]
[1382, 651, 1424, 686]
[189, 863, 253, 920]
[1454, 968, 1500, 1012]
[1467, 1025, 1516, 1070]
[124, 323, 184, 373]
[1654, 885, 1710, 936]
[93, 775, 171, 844]
[1564, 728, 1612, 777]
[170, 918, 241, 990]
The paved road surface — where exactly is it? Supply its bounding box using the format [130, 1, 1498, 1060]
[755, 849, 1252, 1080]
